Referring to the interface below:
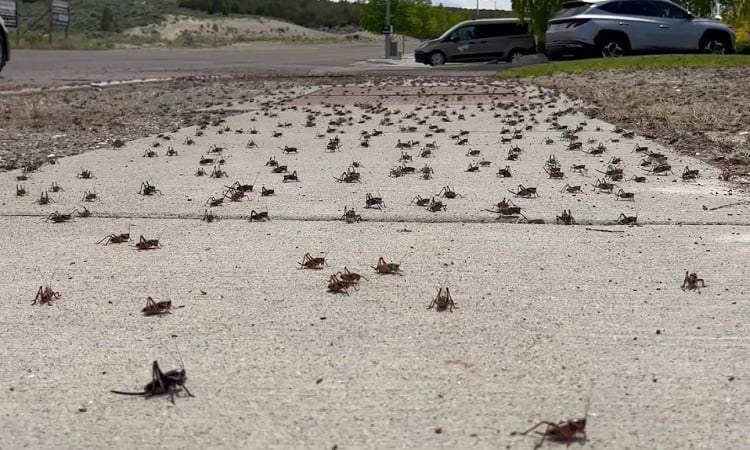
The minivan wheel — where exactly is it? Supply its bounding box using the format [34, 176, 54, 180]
[596, 35, 628, 58]
[506, 49, 524, 63]
[700, 34, 730, 54]
[429, 51, 446, 66]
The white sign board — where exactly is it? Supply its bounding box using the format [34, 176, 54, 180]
[51, 0, 70, 27]
[0, 0, 17, 28]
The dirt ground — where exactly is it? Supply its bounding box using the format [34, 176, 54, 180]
[2, 68, 749, 179]
[523, 67, 750, 178]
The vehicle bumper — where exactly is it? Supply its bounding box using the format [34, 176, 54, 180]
[545, 41, 595, 60]
[414, 50, 428, 64]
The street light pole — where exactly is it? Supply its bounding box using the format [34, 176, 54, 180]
[385, 0, 392, 59]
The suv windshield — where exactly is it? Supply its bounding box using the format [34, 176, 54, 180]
[553, 1, 594, 18]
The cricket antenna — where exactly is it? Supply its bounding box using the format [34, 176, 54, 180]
[397, 248, 411, 265]
[252, 171, 261, 186]
[174, 341, 186, 370]
[583, 380, 594, 421]
[159, 340, 187, 370]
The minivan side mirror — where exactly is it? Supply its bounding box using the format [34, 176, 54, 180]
[445, 36, 459, 43]
[685, 13, 693, 20]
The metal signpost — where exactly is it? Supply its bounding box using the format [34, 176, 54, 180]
[383, 0, 392, 59]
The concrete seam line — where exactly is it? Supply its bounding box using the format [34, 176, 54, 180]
[0, 213, 746, 227]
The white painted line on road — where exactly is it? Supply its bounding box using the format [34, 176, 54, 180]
[0, 77, 179, 96]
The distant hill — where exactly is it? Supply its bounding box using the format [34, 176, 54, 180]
[16, 0, 190, 33]
[11, 0, 508, 48]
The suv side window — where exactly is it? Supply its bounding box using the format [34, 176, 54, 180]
[619, 0, 652, 16]
[596, 1, 621, 13]
[651, 1, 690, 18]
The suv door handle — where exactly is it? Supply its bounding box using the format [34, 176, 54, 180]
[618, 21, 629, 26]
[479, 41, 487, 44]
[659, 24, 670, 28]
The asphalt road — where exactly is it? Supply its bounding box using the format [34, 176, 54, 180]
[0, 42, 502, 90]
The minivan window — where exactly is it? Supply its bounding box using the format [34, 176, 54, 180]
[448, 26, 477, 41]
[476, 22, 528, 38]
[553, 1, 594, 18]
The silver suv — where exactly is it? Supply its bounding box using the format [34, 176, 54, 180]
[545, 0, 736, 60]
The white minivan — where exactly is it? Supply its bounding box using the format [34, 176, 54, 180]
[414, 18, 536, 66]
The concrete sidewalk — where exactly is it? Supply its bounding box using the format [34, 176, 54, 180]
[1, 78, 749, 449]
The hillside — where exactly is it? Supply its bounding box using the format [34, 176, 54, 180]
[125, 14, 379, 46]
[13, 0, 376, 48]
[11, 0, 509, 48]
[17, 0, 191, 33]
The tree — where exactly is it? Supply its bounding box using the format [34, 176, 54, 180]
[99, 5, 116, 32]
[717, 0, 750, 34]
[511, 0, 562, 47]
[360, 0, 473, 38]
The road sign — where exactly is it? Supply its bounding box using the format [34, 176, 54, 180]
[0, 0, 17, 28]
[51, 0, 70, 27]
[382, 24, 393, 35]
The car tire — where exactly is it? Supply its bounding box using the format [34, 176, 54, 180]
[506, 49, 524, 63]
[429, 51, 446, 66]
[700, 32, 732, 54]
[595, 34, 629, 58]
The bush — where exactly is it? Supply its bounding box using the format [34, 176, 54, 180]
[100, 6, 116, 32]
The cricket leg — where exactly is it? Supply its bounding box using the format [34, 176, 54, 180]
[533, 434, 547, 450]
[181, 384, 195, 398]
[517, 421, 556, 436]
[152, 361, 167, 395]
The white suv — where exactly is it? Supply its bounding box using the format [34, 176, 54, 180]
[0, 16, 8, 74]
[545, 0, 736, 60]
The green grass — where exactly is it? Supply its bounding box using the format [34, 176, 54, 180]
[499, 54, 750, 79]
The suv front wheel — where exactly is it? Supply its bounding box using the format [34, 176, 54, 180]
[595, 34, 630, 58]
[700, 32, 732, 54]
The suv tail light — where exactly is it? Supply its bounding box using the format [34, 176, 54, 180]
[547, 19, 590, 31]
